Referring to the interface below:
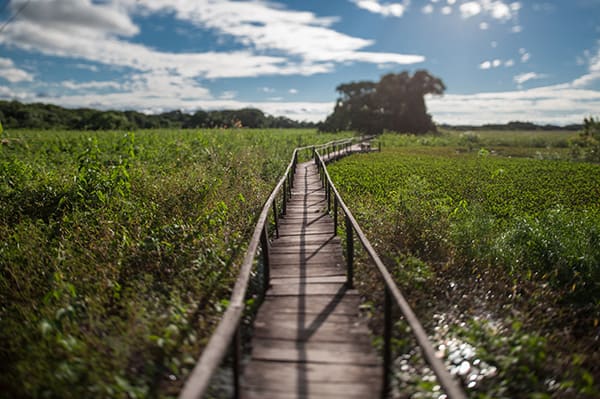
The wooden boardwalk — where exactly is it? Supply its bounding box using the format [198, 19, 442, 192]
[241, 160, 382, 399]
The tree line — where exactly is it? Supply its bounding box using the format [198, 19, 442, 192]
[0, 100, 316, 130]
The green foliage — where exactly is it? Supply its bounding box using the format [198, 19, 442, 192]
[329, 136, 600, 397]
[0, 128, 342, 398]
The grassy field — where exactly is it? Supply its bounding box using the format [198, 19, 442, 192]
[329, 131, 600, 398]
[0, 128, 342, 398]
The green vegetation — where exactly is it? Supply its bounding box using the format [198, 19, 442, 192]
[329, 131, 600, 398]
[0, 128, 339, 398]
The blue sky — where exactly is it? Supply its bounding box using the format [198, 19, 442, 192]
[0, 0, 599, 125]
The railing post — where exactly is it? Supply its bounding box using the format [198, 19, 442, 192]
[345, 215, 353, 289]
[327, 182, 331, 213]
[233, 324, 241, 399]
[333, 196, 338, 235]
[282, 180, 287, 215]
[290, 159, 295, 189]
[383, 286, 392, 398]
[272, 200, 279, 238]
[260, 226, 270, 295]
[378, 142, 382, 152]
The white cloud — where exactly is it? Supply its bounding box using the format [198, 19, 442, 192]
[16, 0, 138, 38]
[351, 0, 409, 17]
[62, 80, 121, 90]
[479, 57, 514, 69]
[521, 52, 531, 62]
[514, 72, 547, 85]
[479, 22, 489, 30]
[261, 87, 276, 93]
[459, 1, 520, 22]
[460, 2, 482, 18]
[0, 57, 34, 83]
[422, 4, 434, 13]
[289, 88, 298, 94]
[220, 91, 237, 100]
[441, 6, 453, 14]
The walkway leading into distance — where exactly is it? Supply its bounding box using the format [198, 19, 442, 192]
[241, 159, 382, 399]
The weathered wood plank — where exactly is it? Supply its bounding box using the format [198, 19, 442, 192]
[257, 296, 362, 315]
[270, 275, 347, 285]
[269, 267, 345, 279]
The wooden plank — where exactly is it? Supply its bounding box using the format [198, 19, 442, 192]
[269, 245, 341, 255]
[269, 267, 345, 279]
[253, 313, 369, 330]
[243, 360, 381, 384]
[270, 276, 347, 285]
[270, 253, 345, 266]
[252, 322, 373, 343]
[257, 297, 362, 315]
[266, 282, 349, 296]
[272, 235, 340, 247]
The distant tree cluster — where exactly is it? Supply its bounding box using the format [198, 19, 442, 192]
[319, 70, 445, 134]
[0, 100, 315, 130]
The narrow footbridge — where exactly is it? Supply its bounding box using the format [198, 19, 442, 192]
[180, 138, 466, 399]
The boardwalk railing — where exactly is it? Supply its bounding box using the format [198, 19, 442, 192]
[314, 146, 467, 399]
[179, 137, 361, 399]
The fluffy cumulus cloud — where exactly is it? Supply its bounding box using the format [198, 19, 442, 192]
[0, 57, 34, 83]
[351, 0, 409, 17]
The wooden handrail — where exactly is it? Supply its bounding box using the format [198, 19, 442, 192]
[179, 137, 357, 399]
[315, 146, 467, 399]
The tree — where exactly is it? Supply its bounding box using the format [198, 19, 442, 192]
[319, 70, 445, 134]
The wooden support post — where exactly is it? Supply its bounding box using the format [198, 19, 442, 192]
[233, 325, 241, 399]
[272, 200, 279, 238]
[327, 182, 331, 213]
[333, 196, 338, 235]
[345, 215, 354, 289]
[260, 226, 270, 295]
[383, 286, 392, 398]
[282, 180, 287, 215]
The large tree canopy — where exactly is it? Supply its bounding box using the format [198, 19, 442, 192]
[319, 70, 445, 134]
